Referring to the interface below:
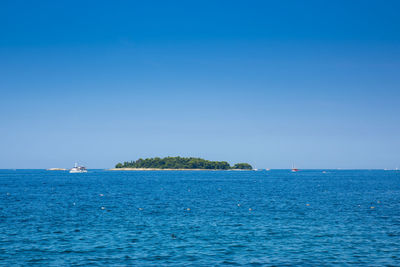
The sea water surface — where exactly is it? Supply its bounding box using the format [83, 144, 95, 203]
[0, 169, 399, 266]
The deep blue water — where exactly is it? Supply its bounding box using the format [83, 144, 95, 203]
[0, 169, 400, 266]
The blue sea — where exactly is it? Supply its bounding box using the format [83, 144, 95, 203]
[0, 169, 399, 266]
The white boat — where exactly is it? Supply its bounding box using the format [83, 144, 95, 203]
[291, 163, 299, 172]
[69, 163, 87, 173]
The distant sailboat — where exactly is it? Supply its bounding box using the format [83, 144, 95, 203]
[291, 163, 299, 172]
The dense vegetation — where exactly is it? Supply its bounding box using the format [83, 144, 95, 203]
[232, 163, 253, 170]
[115, 157, 252, 170]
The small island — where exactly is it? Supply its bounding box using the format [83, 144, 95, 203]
[110, 157, 252, 170]
[46, 168, 67, 171]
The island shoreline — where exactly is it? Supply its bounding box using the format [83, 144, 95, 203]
[108, 168, 253, 171]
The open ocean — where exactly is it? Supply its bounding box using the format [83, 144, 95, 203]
[0, 169, 399, 266]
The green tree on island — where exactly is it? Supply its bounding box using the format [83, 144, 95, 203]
[232, 163, 253, 170]
[115, 157, 252, 170]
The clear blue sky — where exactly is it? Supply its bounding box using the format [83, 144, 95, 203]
[1, 0, 399, 169]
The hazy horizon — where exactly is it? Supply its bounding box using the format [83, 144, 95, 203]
[1, 1, 399, 169]
[2, 168, 398, 170]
